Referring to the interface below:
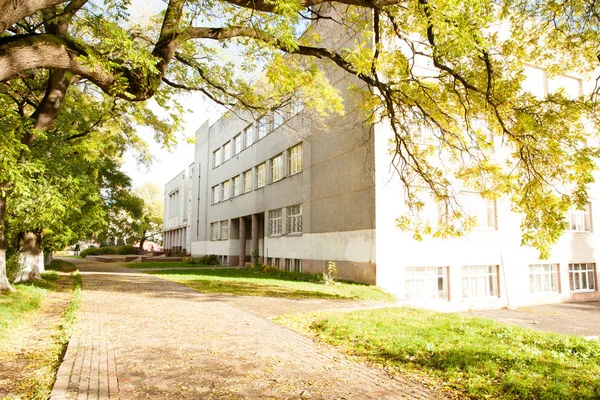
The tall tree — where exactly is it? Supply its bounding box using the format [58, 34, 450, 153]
[1, 0, 600, 270]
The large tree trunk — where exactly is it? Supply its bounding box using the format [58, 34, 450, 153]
[0, 189, 14, 291]
[139, 232, 147, 254]
[13, 231, 44, 283]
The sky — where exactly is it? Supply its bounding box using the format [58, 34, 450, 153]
[120, 92, 225, 191]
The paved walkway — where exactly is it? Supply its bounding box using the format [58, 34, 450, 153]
[50, 259, 436, 399]
[466, 301, 600, 338]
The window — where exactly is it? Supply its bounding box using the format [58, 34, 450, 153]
[234, 134, 242, 155]
[567, 203, 591, 232]
[286, 259, 293, 272]
[211, 185, 220, 204]
[462, 265, 499, 298]
[222, 180, 230, 200]
[459, 192, 496, 229]
[529, 264, 560, 294]
[295, 259, 302, 272]
[220, 220, 229, 240]
[548, 75, 582, 99]
[210, 222, 219, 240]
[286, 204, 303, 234]
[288, 143, 303, 175]
[223, 141, 231, 161]
[243, 170, 252, 193]
[271, 154, 283, 182]
[291, 97, 303, 115]
[569, 263, 596, 292]
[268, 208, 283, 235]
[232, 176, 240, 197]
[168, 190, 179, 217]
[258, 116, 270, 139]
[274, 258, 280, 268]
[245, 125, 254, 148]
[213, 149, 221, 168]
[257, 163, 266, 188]
[522, 66, 546, 98]
[405, 267, 448, 301]
[273, 111, 285, 129]
[267, 257, 272, 266]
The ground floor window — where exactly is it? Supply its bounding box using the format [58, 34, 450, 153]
[267, 257, 272, 266]
[462, 265, 499, 298]
[268, 208, 283, 235]
[569, 263, 596, 292]
[286, 259, 293, 272]
[295, 259, 302, 272]
[405, 267, 448, 301]
[529, 264, 560, 294]
[210, 223, 219, 241]
[220, 220, 229, 240]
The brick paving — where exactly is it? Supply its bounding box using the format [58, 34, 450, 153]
[50, 258, 436, 399]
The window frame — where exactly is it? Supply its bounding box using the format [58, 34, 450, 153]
[234, 134, 242, 155]
[243, 169, 252, 193]
[256, 163, 266, 188]
[529, 264, 560, 294]
[210, 222, 219, 241]
[286, 204, 303, 234]
[288, 143, 303, 175]
[268, 208, 283, 236]
[211, 185, 220, 204]
[258, 116, 270, 139]
[220, 220, 229, 240]
[569, 263, 597, 292]
[245, 125, 254, 148]
[212, 148, 221, 168]
[232, 176, 240, 197]
[405, 266, 449, 301]
[461, 265, 500, 299]
[566, 203, 592, 233]
[271, 154, 283, 183]
[222, 180, 231, 201]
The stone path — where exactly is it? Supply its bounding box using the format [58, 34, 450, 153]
[50, 258, 435, 400]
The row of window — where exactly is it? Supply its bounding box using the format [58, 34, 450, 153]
[423, 192, 592, 232]
[212, 100, 303, 169]
[211, 143, 303, 204]
[167, 190, 180, 218]
[405, 263, 597, 302]
[266, 257, 303, 272]
[268, 205, 303, 236]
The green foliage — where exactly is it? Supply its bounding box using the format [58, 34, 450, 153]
[79, 245, 138, 257]
[5, 251, 19, 282]
[151, 268, 395, 302]
[278, 308, 600, 399]
[189, 254, 220, 265]
[252, 247, 260, 268]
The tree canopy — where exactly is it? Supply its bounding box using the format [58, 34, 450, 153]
[1, 0, 600, 261]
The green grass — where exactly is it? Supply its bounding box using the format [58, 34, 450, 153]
[0, 261, 82, 399]
[150, 268, 395, 302]
[47, 259, 78, 272]
[127, 261, 217, 269]
[0, 282, 49, 337]
[277, 307, 600, 399]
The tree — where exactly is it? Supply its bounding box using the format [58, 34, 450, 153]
[0, 55, 174, 290]
[1, 0, 600, 270]
[133, 183, 163, 251]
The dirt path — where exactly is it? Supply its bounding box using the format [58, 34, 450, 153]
[51, 258, 436, 399]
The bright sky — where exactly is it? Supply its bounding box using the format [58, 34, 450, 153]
[121, 93, 225, 191]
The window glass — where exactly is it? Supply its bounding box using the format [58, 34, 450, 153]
[405, 267, 448, 301]
[289, 144, 303, 175]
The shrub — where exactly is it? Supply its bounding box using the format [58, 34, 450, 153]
[116, 245, 137, 255]
[190, 254, 220, 265]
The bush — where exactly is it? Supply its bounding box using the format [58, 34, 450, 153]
[80, 245, 138, 258]
[189, 254, 220, 265]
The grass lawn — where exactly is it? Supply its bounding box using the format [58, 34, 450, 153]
[0, 261, 81, 399]
[127, 261, 218, 269]
[277, 307, 600, 399]
[149, 268, 395, 302]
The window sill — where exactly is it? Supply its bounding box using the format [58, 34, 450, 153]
[570, 289, 597, 294]
[289, 171, 302, 177]
[566, 230, 592, 234]
[530, 291, 560, 296]
[285, 232, 303, 237]
[268, 234, 283, 238]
